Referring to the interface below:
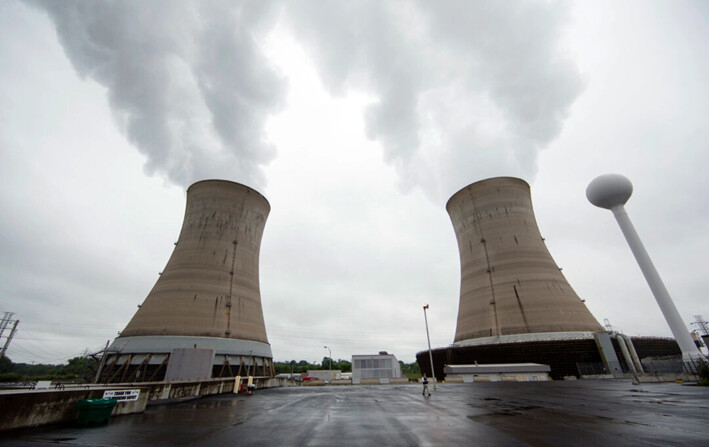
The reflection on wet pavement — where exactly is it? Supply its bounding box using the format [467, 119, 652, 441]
[1, 381, 708, 447]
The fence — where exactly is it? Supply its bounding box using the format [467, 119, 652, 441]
[576, 362, 606, 376]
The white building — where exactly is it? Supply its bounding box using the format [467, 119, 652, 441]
[444, 363, 551, 383]
[352, 353, 402, 384]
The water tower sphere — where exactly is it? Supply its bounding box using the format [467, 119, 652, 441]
[586, 174, 633, 209]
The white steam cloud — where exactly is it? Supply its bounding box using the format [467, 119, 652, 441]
[30, 0, 285, 189]
[285, 0, 583, 199]
[30, 0, 582, 199]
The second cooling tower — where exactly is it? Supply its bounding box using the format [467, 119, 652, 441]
[417, 177, 682, 380]
[447, 177, 603, 343]
[101, 180, 273, 382]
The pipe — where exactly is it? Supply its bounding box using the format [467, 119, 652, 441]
[615, 334, 637, 375]
[621, 334, 644, 375]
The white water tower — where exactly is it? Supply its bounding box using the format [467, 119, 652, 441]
[586, 174, 703, 364]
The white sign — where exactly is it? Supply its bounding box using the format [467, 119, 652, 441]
[103, 389, 141, 402]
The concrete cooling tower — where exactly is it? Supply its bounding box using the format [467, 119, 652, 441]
[416, 177, 681, 380]
[447, 177, 603, 342]
[99, 180, 274, 382]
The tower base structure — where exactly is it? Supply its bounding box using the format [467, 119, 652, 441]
[98, 336, 274, 383]
[416, 334, 683, 381]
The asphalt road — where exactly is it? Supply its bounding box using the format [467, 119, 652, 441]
[1, 380, 708, 446]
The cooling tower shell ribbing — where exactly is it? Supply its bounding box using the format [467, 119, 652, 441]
[121, 180, 270, 341]
[447, 177, 603, 343]
[104, 180, 273, 381]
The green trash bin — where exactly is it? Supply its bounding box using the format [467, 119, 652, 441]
[75, 398, 117, 426]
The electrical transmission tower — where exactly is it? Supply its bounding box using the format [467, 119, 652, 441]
[0, 312, 13, 338]
[691, 315, 709, 336]
[0, 311, 20, 359]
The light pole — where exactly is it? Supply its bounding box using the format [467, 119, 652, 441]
[423, 304, 436, 387]
[323, 346, 332, 379]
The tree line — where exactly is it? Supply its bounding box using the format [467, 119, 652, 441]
[274, 357, 422, 380]
[0, 356, 98, 383]
[1, 355, 423, 382]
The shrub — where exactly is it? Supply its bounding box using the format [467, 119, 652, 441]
[697, 359, 709, 386]
[0, 372, 22, 382]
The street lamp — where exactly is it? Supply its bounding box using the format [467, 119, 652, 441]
[323, 346, 332, 378]
[423, 304, 436, 387]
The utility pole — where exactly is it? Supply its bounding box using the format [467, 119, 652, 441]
[324, 346, 332, 380]
[93, 340, 111, 383]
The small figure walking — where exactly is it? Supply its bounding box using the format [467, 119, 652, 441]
[422, 374, 431, 398]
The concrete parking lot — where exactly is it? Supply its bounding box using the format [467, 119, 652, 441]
[1, 380, 708, 446]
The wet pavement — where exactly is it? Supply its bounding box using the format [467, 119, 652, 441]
[1, 380, 708, 446]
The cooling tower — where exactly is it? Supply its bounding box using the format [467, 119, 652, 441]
[447, 177, 603, 343]
[417, 177, 683, 380]
[100, 180, 273, 382]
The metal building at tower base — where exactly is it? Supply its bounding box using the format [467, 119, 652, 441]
[417, 335, 682, 381]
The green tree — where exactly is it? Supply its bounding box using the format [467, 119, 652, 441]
[273, 359, 320, 375]
[11, 362, 62, 378]
[61, 356, 98, 382]
[399, 361, 421, 380]
[335, 359, 351, 372]
[697, 359, 709, 386]
[0, 356, 12, 374]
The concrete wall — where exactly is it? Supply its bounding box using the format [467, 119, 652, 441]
[0, 388, 149, 431]
[306, 370, 341, 380]
[1, 376, 295, 431]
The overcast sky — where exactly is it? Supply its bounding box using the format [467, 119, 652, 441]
[1, 0, 707, 365]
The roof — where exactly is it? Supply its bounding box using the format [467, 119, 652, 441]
[444, 363, 551, 374]
[352, 354, 398, 360]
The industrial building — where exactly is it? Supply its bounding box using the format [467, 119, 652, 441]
[352, 353, 402, 384]
[444, 363, 551, 382]
[417, 177, 681, 380]
[98, 180, 274, 382]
